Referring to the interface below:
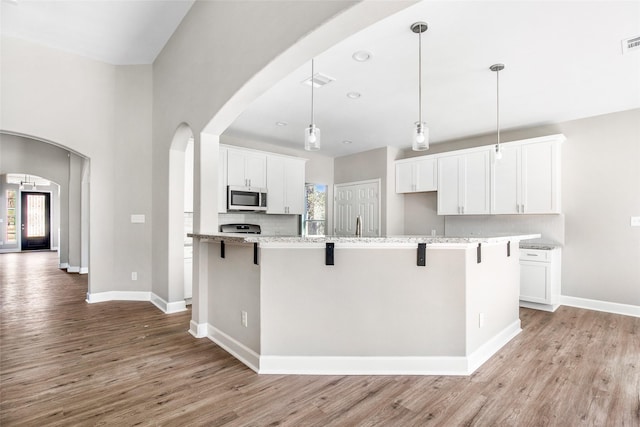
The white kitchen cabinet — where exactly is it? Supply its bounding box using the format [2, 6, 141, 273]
[492, 136, 563, 214]
[218, 146, 228, 213]
[226, 147, 266, 188]
[519, 247, 562, 311]
[395, 157, 437, 193]
[437, 149, 491, 215]
[266, 155, 306, 215]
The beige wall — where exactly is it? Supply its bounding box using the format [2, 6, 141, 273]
[0, 36, 153, 294]
[401, 109, 640, 306]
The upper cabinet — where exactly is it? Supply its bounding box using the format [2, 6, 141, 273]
[219, 144, 306, 215]
[395, 157, 437, 193]
[437, 149, 491, 215]
[396, 134, 564, 216]
[267, 155, 306, 215]
[492, 135, 563, 214]
[226, 147, 267, 188]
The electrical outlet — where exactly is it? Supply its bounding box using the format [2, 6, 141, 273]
[131, 272, 138, 281]
[479, 313, 485, 328]
[631, 216, 640, 227]
[241, 311, 248, 327]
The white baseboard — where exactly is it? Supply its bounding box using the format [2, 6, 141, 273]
[59, 262, 69, 269]
[207, 324, 260, 373]
[560, 295, 640, 318]
[519, 300, 560, 312]
[79, 267, 89, 274]
[150, 293, 187, 314]
[189, 321, 207, 338]
[67, 265, 80, 273]
[86, 291, 151, 303]
[256, 320, 521, 376]
[466, 319, 521, 374]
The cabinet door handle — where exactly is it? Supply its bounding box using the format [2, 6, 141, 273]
[526, 253, 539, 257]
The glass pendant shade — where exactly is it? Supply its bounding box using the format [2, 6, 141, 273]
[495, 144, 503, 160]
[305, 124, 321, 151]
[412, 121, 429, 151]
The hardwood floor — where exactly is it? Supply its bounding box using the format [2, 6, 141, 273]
[1, 251, 639, 426]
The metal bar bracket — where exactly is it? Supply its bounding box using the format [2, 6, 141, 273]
[507, 241, 511, 257]
[220, 240, 225, 259]
[477, 243, 482, 264]
[417, 243, 427, 267]
[325, 242, 335, 266]
[253, 243, 259, 265]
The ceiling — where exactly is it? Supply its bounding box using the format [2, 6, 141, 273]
[225, 1, 640, 157]
[1, 1, 639, 157]
[0, 0, 193, 64]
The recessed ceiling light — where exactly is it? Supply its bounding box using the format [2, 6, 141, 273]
[275, 121, 288, 127]
[342, 140, 353, 144]
[346, 92, 361, 99]
[352, 51, 372, 62]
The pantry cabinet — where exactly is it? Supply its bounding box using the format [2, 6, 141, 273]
[267, 155, 306, 215]
[395, 157, 437, 193]
[437, 149, 491, 215]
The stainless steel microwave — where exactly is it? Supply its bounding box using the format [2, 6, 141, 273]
[227, 186, 267, 211]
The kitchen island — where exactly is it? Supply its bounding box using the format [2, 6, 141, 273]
[189, 233, 539, 375]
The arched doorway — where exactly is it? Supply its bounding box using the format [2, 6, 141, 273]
[0, 133, 90, 281]
[167, 123, 194, 312]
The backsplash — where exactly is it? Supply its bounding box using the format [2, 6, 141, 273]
[445, 214, 565, 245]
[219, 213, 300, 236]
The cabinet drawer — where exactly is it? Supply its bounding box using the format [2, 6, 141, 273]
[520, 249, 550, 262]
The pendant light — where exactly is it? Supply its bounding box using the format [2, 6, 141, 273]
[304, 59, 321, 151]
[411, 22, 429, 151]
[490, 63, 505, 160]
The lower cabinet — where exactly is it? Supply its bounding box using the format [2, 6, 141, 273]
[519, 247, 562, 311]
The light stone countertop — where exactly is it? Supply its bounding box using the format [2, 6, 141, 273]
[189, 233, 541, 248]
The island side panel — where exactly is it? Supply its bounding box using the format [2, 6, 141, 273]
[259, 246, 468, 357]
[465, 242, 521, 355]
[208, 242, 261, 354]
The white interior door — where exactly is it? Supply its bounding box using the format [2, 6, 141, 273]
[334, 180, 380, 236]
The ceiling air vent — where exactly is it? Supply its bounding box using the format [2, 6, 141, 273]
[302, 73, 335, 88]
[622, 35, 640, 54]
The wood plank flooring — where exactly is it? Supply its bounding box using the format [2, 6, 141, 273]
[1, 251, 639, 426]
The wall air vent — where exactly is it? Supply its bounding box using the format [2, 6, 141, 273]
[302, 73, 335, 88]
[622, 35, 640, 54]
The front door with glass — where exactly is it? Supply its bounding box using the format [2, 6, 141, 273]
[20, 192, 51, 251]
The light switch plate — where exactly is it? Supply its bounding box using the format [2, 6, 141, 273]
[131, 214, 145, 224]
[631, 216, 640, 227]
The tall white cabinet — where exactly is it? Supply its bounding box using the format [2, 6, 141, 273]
[437, 149, 491, 215]
[266, 155, 306, 215]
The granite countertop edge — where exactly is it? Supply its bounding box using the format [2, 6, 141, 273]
[189, 233, 542, 246]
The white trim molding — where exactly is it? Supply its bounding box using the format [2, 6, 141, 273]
[205, 320, 521, 376]
[189, 321, 207, 338]
[207, 325, 260, 373]
[150, 293, 187, 314]
[560, 295, 640, 318]
[79, 267, 89, 274]
[59, 262, 69, 269]
[67, 265, 80, 273]
[85, 291, 187, 314]
[86, 291, 151, 304]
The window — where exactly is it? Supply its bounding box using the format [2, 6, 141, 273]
[6, 190, 17, 243]
[304, 183, 327, 236]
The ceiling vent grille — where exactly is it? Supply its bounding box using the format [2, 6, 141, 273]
[302, 73, 335, 88]
[622, 35, 640, 54]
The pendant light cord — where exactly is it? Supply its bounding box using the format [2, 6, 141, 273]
[311, 59, 315, 127]
[418, 30, 422, 125]
[496, 67, 500, 146]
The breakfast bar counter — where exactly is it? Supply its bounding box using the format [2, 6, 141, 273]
[189, 233, 539, 375]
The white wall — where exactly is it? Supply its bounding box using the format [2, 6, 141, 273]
[401, 109, 640, 307]
[0, 36, 153, 294]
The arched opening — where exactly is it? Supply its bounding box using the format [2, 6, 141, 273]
[167, 123, 194, 313]
[0, 132, 90, 284]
